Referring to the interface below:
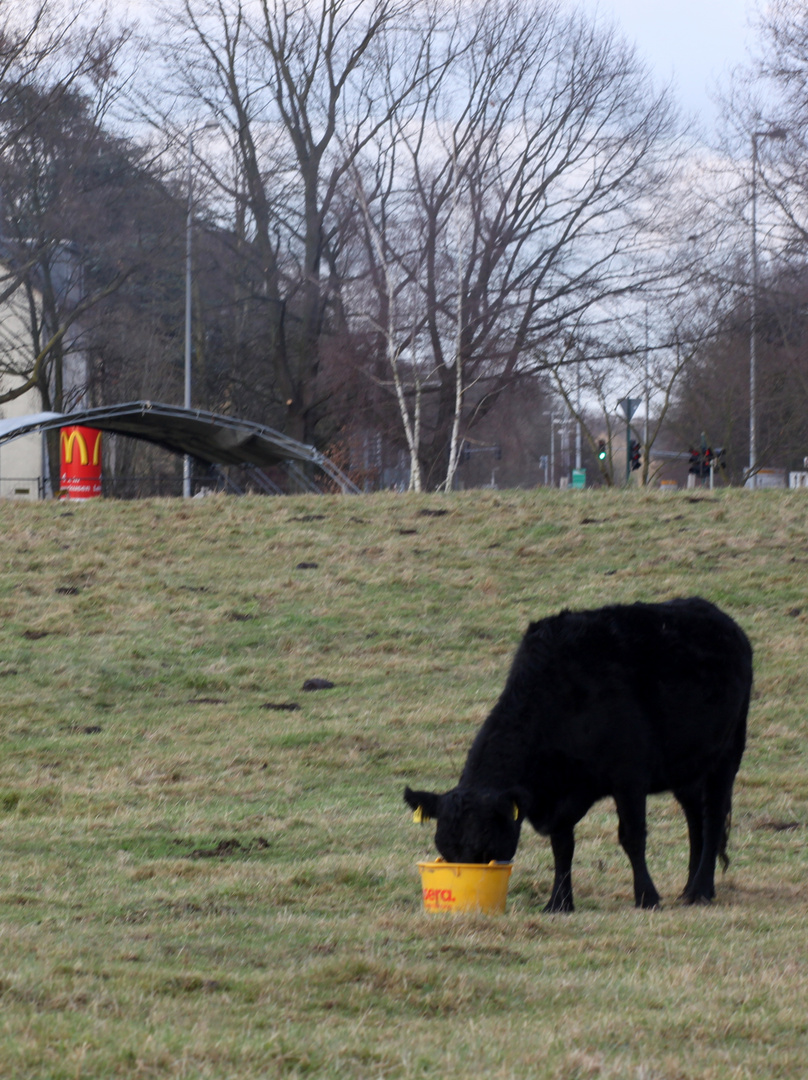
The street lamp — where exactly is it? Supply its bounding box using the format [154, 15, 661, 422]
[749, 126, 787, 487]
[184, 123, 216, 498]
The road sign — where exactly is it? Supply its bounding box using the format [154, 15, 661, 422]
[617, 397, 641, 422]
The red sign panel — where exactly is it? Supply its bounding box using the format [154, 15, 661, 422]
[60, 426, 102, 498]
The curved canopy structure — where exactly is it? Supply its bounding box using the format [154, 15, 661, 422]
[0, 401, 359, 494]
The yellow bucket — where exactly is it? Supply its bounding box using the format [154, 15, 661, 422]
[417, 859, 513, 914]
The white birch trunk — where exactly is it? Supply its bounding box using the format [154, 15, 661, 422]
[352, 168, 423, 491]
[441, 146, 464, 492]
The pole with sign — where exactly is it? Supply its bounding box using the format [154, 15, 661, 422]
[617, 397, 641, 484]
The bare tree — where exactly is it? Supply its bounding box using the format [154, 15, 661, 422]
[751, 0, 808, 242]
[350, 0, 683, 487]
[0, 0, 107, 154]
[668, 0, 808, 480]
[0, 5, 192, 495]
[0, 2, 138, 412]
[145, 0, 436, 445]
[131, 0, 690, 488]
[548, 263, 740, 485]
[350, 163, 426, 490]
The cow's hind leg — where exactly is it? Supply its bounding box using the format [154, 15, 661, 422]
[673, 782, 704, 900]
[614, 790, 660, 909]
[680, 765, 736, 905]
[544, 828, 575, 913]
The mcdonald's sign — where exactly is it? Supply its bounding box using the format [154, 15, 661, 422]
[60, 426, 102, 498]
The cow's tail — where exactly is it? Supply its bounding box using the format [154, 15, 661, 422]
[719, 682, 750, 873]
[719, 809, 731, 872]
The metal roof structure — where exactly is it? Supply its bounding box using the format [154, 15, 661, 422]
[0, 401, 360, 494]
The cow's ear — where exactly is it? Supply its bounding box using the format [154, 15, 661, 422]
[404, 786, 441, 823]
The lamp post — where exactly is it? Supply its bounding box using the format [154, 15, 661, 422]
[575, 360, 582, 472]
[184, 123, 216, 498]
[749, 126, 786, 488]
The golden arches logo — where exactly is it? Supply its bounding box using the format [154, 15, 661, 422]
[60, 428, 102, 466]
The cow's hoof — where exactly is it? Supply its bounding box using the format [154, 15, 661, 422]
[543, 899, 574, 914]
[680, 892, 713, 906]
[636, 894, 661, 910]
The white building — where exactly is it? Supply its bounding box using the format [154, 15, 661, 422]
[0, 247, 92, 499]
[0, 280, 46, 499]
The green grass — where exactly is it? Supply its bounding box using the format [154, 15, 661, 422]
[0, 488, 807, 1078]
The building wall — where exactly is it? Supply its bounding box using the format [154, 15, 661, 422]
[0, 286, 45, 500]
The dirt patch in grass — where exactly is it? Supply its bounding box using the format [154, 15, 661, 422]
[189, 837, 270, 859]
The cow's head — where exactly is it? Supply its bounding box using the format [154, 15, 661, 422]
[403, 784, 525, 863]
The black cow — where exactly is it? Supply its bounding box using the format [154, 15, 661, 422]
[404, 597, 752, 911]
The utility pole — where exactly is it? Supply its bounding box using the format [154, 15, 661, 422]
[183, 122, 216, 498]
[749, 126, 787, 487]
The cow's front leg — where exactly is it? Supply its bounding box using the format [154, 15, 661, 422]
[544, 828, 575, 913]
[614, 790, 660, 909]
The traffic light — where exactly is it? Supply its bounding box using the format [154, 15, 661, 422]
[688, 446, 720, 478]
[630, 440, 641, 471]
[597, 439, 607, 461]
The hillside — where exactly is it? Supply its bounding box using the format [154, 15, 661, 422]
[0, 489, 806, 1078]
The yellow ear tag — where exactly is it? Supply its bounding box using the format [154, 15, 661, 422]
[412, 806, 432, 823]
[512, 803, 519, 821]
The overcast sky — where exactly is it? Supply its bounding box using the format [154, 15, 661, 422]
[114, 0, 760, 133]
[577, 0, 759, 130]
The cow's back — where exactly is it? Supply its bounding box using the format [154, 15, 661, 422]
[466, 597, 752, 794]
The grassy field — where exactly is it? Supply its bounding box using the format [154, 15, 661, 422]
[0, 488, 806, 1079]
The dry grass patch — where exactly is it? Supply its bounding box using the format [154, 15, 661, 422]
[0, 490, 807, 1077]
